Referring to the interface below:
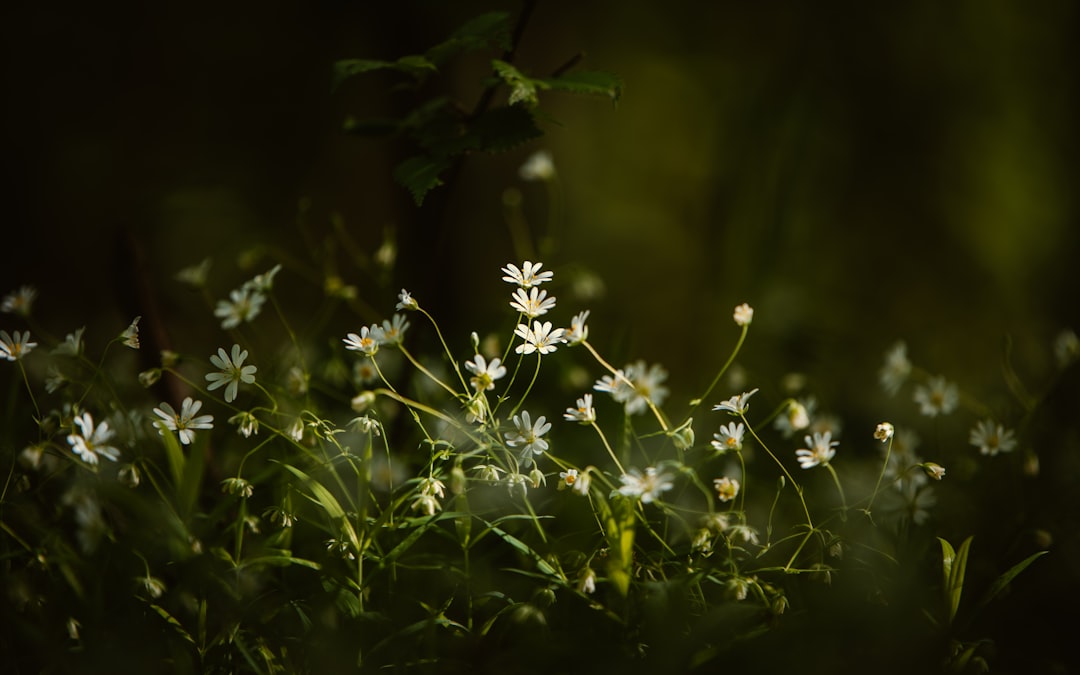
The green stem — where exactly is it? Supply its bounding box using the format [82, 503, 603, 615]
[419, 307, 468, 391]
[590, 420, 625, 474]
[684, 323, 748, 423]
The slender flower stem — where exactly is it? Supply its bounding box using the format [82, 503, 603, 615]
[741, 414, 811, 527]
[16, 362, 41, 428]
[270, 293, 309, 396]
[684, 323, 748, 423]
[582, 339, 669, 432]
[507, 354, 542, 418]
[590, 420, 625, 474]
[824, 463, 848, 516]
[397, 345, 460, 398]
[865, 436, 893, 516]
[419, 308, 468, 391]
[373, 389, 483, 445]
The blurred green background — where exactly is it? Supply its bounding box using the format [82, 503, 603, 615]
[5, 0, 1077, 393]
[3, 1, 1079, 671]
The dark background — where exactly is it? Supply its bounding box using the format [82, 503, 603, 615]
[4, 1, 1077, 390]
[3, 1, 1078, 671]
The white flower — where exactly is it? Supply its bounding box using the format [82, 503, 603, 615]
[153, 397, 215, 446]
[175, 258, 212, 287]
[53, 327, 85, 357]
[922, 462, 946, 480]
[774, 398, 812, 438]
[726, 523, 760, 546]
[711, 422, 746, 453]
[229, 412, 260, 438]
[514, 321, 565, 355]
[618, 466, 674, 504]
[518, 150, 556, 182]
[1, 286, 37, 316]
[205, 344, 257, 403]
[713, 388, 760, 416]
[969, 419, 1018, 456]
[379, 314, 410, 346]
[796, 431, 838, 469]
[1055, 329, 1079, 368]
[874, 422, 895, 442]
[464, 354, 506, 392]
[119, 316, 141, 349]
[594, 361, 668, 415]
[67, 412, 121, 465]
[214, 287, 266, 330]
[558, 468, 591, 495]
[474, 464, 505, 482]
[714, 476, 740, 502]
[287, 417, 306, 441]
[0, 330, 37, 361]
[501, 261, 553, 288]
[412, 493, 441, 516]
[733, 303, 754, 327]
[395, 289, 418, 311]
[351, 415, 381, 436]
[913, 376, 959, 417]
[510, 286, 556, 318]
[559, 468, 580, 489]
[244, 264, 282, 293]
[577, 567, 597, 594]
[504, 411, 552, 458]
[564, 394, 597, 424]
[879, 341, 912, 395]
[564, 310, 590, 345]
[343, 325, 385, 356]
[222, 477, 254, 498]
[419, 477, 446, 498]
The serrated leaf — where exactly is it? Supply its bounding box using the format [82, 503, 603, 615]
[393, 155, 453, 206]
[492, 59, 548, 108]
[464, 105, 543, 153]
[541, 70, 624, 106]
[426, 11, 511, 65]
[332, 55, 437, 90]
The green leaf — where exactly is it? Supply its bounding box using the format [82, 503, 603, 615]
[157, 420, 185, 488]
[597, 495, 636, 596]
[976, 550, 1048, 613]
[426, 11, 511, 65]
[177, 434, 206, 520]
[150, 603, 196, 645]
[465, 105, 543, 153]
[332, 55, 437, 90]
[376, 513, 445, 567]
[238, 555, 321, 571]
[485, 523, 560, 578]
[939, 537, 956, 589]
[939, 535, 973, 625]
[393, 155, 453, 205]
[492, 59, 548, 108]
[541, 70, 624, 106]
[280, 463, 359, 550]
